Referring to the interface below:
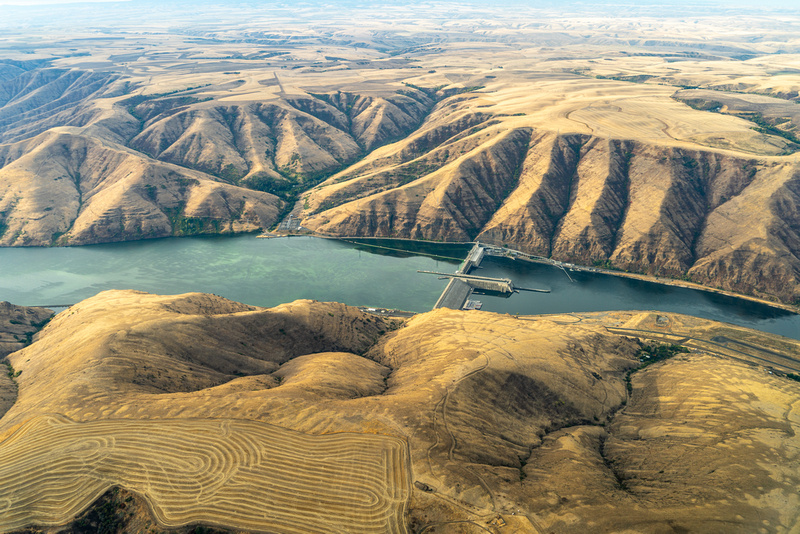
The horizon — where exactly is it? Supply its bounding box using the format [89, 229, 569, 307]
[0, 0, 797, 7]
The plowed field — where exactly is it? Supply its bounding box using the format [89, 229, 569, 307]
[0, 415, 410, 534]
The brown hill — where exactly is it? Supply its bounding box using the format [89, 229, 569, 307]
[1, 18, 800, 304]
[0, 302, 51, 422]
[0, 302, 51, 360]
[0, 65, 434, 245]
[1, 291, 798, 533]
[0, 66, 119, 145]
[0, 130, 282, 245]
[303, 121, 800, 304]
[128, 90, 431, 186]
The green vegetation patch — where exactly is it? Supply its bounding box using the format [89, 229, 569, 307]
[594, 74, 654, 84]
[680, 98, 724, 112]
[676, 95, 800, 151]
[591, 259, 621, 271]
[4, 361, 21, 380]
[244, 174, 299, 200]
[163, 205, 221, 236]
[625, 343, 689, 394]
[745, 112, 800, 146]
[401, 82, 446, 98]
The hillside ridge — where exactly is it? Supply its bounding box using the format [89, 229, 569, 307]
[1, 290, 798, 533]
[2, 14, 800, 306]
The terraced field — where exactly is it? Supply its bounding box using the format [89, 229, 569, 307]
[0, 415, 411, 534]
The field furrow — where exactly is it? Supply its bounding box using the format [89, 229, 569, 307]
[0, 415, 410, 534]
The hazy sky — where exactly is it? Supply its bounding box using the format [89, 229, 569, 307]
[0, 0, 795, 8]
[0, 0, 129, 4]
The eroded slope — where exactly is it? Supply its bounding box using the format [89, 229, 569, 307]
[0, 67, 432, 245]
[303, 117, 800, 304]
[0, 302, 52, 422]
[1, 59, 800, 304]
[0, 130, 282, 245]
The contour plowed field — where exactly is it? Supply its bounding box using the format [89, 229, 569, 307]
[0, 415, 411, 533]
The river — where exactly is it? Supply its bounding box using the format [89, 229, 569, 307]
[473, 256, 800, 340]
[0, 235, 461, 312]
[0, 235, 797, 340]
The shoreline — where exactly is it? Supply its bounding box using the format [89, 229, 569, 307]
[320, 235, 800, 316]
[509, 253, 800, 316]
[5, 232, 797, 318]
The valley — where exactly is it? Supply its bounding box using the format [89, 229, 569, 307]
[1, 1, 800, 532]
[0, 1, 799, 305]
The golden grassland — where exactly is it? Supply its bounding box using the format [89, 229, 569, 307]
[0, 291, 797, 532]
[2, 4, 800, 303]
[0, 415, 410, 534]
[1, 5, 800, 530]
[3, 5, 799, 158]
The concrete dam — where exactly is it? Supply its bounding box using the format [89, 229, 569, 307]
[423, 243, 549, 310]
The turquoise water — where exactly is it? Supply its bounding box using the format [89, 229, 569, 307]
[0, 235, 459, 312]
[0, 235, 797, 340]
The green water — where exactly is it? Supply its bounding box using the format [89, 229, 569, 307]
[474, 256, 800, 341]
[1, 234, 798, 341]
[0, 235, 460, 312]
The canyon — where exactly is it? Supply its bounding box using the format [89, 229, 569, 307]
[0, 2, 799, 304]
[1, 2, 800, 532]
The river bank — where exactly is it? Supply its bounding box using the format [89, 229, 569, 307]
[1, 233, 797, 339]
[326, 235, 799, 316]
[507, 251, 799, 316]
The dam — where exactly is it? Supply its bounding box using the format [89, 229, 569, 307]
[426, 243, 550, 310]
[418, 272, 515, 294]
[1, 234, 797, 339]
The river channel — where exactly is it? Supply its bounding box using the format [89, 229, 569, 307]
[0, 235, 798, 340]
[473, 256, 800, 340]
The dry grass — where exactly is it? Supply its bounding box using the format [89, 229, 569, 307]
[0, 292, 798, 532]
[0, 415, 410, 534]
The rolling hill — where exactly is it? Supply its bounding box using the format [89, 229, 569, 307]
[1, 42, 800, 303]
[1, 4, 800, 533]
[0, 290, 798, 533]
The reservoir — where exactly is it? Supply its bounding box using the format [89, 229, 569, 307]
[0, 235, 798, 340]
[0, 235, 463, 313]
[473, 256, 800, 340]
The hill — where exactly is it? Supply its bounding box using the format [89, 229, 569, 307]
[301, 114, 800, 304]
[1, 4, 800, 303]
[0, 302, 52, 423]
[1, 290, 798, 533]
